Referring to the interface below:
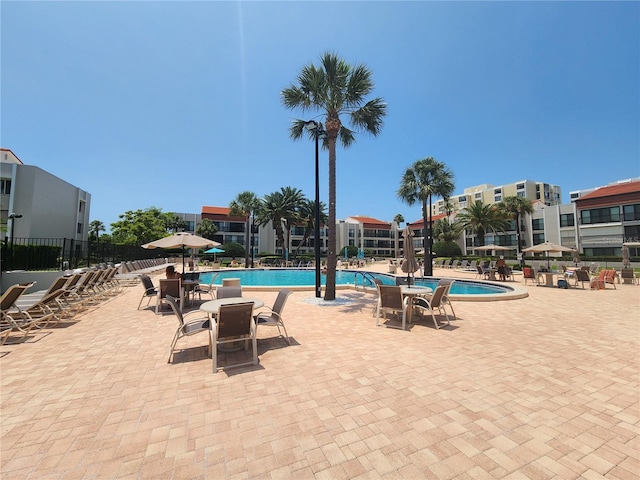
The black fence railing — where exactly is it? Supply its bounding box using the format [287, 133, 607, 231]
[1, 237, 168, 272]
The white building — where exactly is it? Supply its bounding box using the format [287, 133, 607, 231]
[1, 148, 91, 243]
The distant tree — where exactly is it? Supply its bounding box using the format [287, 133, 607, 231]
[255, 187, 304, 256]
[456, 200, 510, 247]
[89, 220, 105, 242]
[280, 187, 306, 257]
[397, 157, 454, 275]
[433, 218, 462, 243]
[196, 219, 218, 240]
[282, 52, 386, 300]
[293, 198, 328, 257]
[498, 196, 534, 266]
[164, 214, 187, 233]
[393, 213, 405, 258]
[110, 207, 168, 245]
[229, 191, 260, 268]
[221, 242, 245, 259]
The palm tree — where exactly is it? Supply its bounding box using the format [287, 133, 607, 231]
[282, 52, 386, 300]
[196, 218, 218, 240]
[280, 187, 306, 259]
[433, 218, 463, 243]
[393, 214, 404, 258]
[255, 187, 305, 259]
[456, 200, 510, 248]
[294, 199, 328, 257]
[397, 157, 454, 276]
[229, 191, 260, 268]
[498, 196, 534, 267]
[89, 220, 105, 242]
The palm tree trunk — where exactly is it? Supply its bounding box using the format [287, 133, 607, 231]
[325, 139, 337, 300]
[422, 199, 429, 276]
[515, 212, 523, 268]
[244, 217, 250, 268]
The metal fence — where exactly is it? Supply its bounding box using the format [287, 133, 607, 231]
[1, 237, 166, 272]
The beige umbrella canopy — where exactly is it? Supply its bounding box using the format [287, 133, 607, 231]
[401, 225, 420, 285]
[473, 244, 511, 253]
[522, 241, 575, 269]
[142, 232, 220, 272]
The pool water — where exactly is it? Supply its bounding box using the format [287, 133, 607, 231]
[198, 269, 511, 295]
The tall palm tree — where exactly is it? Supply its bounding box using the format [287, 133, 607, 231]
[282, 52, 386, 300]
[456, 200, 510, 248]
[397, 157, 454, 276]
[498, 196, 534, 267]
[393, 214, 404, 258]
[229, 191, 260, 268]
[294, 199, 328, 257]
[89, 220, 105, 242]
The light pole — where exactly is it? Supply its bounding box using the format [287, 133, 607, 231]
[305, 120, 326, 298]
[8, 212, 22, 271]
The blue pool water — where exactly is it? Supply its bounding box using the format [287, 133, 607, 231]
[198, 269, 510, 295]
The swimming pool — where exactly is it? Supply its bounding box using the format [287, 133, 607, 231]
[198, 269, 525, 301]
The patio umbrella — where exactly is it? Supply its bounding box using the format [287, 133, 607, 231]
[142, 232, 220, 273]
[522, 242, 575, 269]
[621, 244, 630, 268]
[401, 225, 420, 286]
[205, 246, 225, 262]
[473, 244, 511, 255]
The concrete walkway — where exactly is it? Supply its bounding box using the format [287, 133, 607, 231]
[1, 265, 638, 479]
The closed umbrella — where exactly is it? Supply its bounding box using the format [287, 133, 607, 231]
[621, 245, 630, 268]
[522, 241, 575, 269]
[401, 225, 420, 286]
[142, 232, 220, 273]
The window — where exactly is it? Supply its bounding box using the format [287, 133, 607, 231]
[517, 191, 525, 198]
[77, 223, 83, 234]
[532, 219, 544, 230]
[458, 196, 466, 202]
[623, 204, 640, 221]
[580, 207, 620, 225]
[494, 188, 502, 195]
[0, 179, 11, 195]
[533, 233, 545, 244]
[78, 202, 83, 213]
[560, 213, 575, 227]
[494, 195, 502, 202]
[516, 183, 525, 190]
[475, 192, 482, 199]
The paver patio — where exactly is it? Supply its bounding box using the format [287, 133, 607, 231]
[1, 263, 639, 479]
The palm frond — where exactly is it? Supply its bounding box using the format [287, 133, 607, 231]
[350, 98, 386, 135]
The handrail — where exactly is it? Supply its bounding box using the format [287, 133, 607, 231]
[354, 271, 379, 292]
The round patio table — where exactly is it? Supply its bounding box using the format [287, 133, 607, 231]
[200, 297, 264, 352]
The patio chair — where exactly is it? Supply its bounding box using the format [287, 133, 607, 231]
[574, 269, 591, 289]
[137, 275, 158, 310]
[621, 268, 636, 285]
[254, 289, 292, 346]
[476, 265, 490, 280]
[411, 285, 451, 329]
[156, 279, 184, 314]
[194, 279, 215, 301]
[215, 286, 242, 299]
[213, 302, 257, 373]
[522, 267, 538, 285]
[376, 285, 409, 331]
[165, 295, 211, 363]
[435, 278, 456, 320]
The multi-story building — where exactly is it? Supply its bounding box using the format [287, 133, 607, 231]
[433, 180, 562, 217]
[338, 216, 395, 257]
[575, 179, 640, 256]
[0, 148, 91, 243]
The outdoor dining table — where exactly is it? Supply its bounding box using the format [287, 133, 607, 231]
[399, 285, 432, 324]
[537, 272, 556, 287]
[200, 297, 265, 352]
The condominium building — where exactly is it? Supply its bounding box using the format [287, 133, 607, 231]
[432, 180, 562, 217]
[339, 216, 395, 257]
[0, 148, 91, 243]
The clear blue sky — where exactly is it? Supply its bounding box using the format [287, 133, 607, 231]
[3, 1, 639, 232]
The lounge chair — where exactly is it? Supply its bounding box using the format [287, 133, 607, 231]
[254, 289, 292, 346]
[165, 295, 211, 363]
[375, 285, 409, 330]
[411, 285, 451, 329]
[212, 302, 257, 373]
[0, 282, 37, 342]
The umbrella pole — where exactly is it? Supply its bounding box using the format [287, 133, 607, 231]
[182, 247, 186, 274]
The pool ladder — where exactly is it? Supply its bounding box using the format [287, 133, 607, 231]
[354, 271, 380, 292]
